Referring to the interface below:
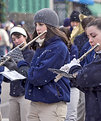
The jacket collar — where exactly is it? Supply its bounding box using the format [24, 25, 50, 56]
[44, 36, 61, 47]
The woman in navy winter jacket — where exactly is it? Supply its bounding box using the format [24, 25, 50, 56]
[59, 26, 80, 121]
[56, 18, 101, 121]
[15, 8, 71, 121]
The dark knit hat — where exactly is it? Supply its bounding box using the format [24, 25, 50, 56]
[34, 8, 59, 27]
[70, 11, 80, 22]
[63, 18, 71, 27]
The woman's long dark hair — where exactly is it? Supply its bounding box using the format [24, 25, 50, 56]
[59, 26, 72, 51]
[31, 24, 70, 50]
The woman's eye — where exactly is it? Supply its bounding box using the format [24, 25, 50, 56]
[91, 33, 96, 38]
[17, 36, 21, 39]
[92, 35, 96, 38]
[39, 23, 44, 26]
[12, 35, 21, 41]
[16, 35, 22, 39]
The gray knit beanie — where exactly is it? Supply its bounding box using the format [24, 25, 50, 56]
[34, 8, 59, 27]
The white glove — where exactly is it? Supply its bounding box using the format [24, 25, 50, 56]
[54, 58, 80, 82]
[54, 63, 70, 82]
[67, 58, 80, 69]
[60, 58, 80, 72]
[60, 64, 70, 72]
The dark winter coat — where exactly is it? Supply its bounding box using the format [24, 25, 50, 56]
[74, 32, 89, 57]
[70, 44, 78, 61]
[69, 54, 101, 121]
[80, 41, 95, 66]
[4, 47, 34, 97]
[69, 44, 78, 87]
[18, 36, 70, 103]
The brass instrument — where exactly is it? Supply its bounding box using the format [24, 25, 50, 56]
[0, 30, 47, 66]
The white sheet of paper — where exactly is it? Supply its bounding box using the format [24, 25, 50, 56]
[0, 70, 26, 81]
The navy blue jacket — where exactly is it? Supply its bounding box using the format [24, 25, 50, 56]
[70, 44, 78, 61]
[70, 54, 101, 121]
[4, 47, 34, 97]
[80, 41, 95, 66]
[18, 36, 70, 103]
[74, 32, 89, 57]
[69, 44, 78, 87]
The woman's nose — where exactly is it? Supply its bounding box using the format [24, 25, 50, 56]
[13, 38, 19, 44]
[36, 25, 40, 31]
[89, 37, 93, 43]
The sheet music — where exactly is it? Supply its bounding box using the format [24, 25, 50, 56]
[0, 69, 26, 81]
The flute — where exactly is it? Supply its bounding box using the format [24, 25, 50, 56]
[21, 30, 47, 50]
[78, 43, 100, 62]
[0, 30, 47, 66]
[53, 43, 100, 82]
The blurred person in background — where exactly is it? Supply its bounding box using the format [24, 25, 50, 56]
[4, 21, 14, 51]
[70, 11, 85, 43]
[19, 21, 25, 27]
[0, 24, 11, 57]
[63, 18, 72, 32]
[59, 26, 79, 121]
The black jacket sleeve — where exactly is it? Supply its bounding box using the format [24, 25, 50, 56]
[70, 60, 101, 88]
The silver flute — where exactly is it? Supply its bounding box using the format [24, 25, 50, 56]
[0, 30, 47, 66]
[78, 43, 100, 62]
